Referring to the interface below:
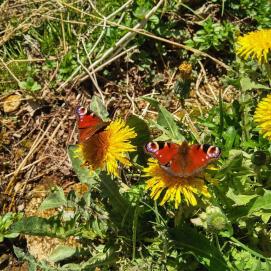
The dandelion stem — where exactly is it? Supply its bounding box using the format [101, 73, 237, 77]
[230, 236, 268, 260]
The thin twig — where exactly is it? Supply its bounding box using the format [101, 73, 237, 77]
[198, 60, 218, 103]
[82, 39, 106, 104]
[68, 121, 77, 144]
[0, 58, 20, 84]
[4, 118, 55, 196]
[4, 157, 48, 179]
[43, 115, 68, 153]
[141, 88, 158, 117]
[195, 70, 212, 108]
[77, 44, 105, 104]
[86, 19, 107, 59]
[8, 165, 36, 212]
[126, 92, 136, 115]
[7, 57, 57, 65]
[60, 11, 67, 54]
[42, 14, 87, 25]
[78, 45, 138, 83]
[184, 112, 201, 143]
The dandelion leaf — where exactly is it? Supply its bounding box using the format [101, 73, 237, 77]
[68, 145, 98, 186]
[169, 224, 228, 271]
[48, 245, 76, 263]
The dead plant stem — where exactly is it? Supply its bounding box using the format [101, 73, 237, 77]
[56, 0, 134, 91]
[0, 58, 20, 84]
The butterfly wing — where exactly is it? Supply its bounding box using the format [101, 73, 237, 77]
[79, 123, 108, 142]
[145, 141, 221, 177]
[170, 143, 221, 177]
[76, 106, 107, 142]
[145, 141, 185, 176]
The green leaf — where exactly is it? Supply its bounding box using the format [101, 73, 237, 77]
[134, 5, 150, 19]
[11, 217, 74, 238]
[230, 236, 268, 260]
[169, 225, 228, 271]
[38, 186, 67, 211]
[232, 191, 271, 220]
[157, 105, 184, 141]
[19, 78, 41, 92]
[67, 145, 98, 185]
[126, 115, 150, 164]
[226, 188, 257, 206]
[99, 173, 128, 215]
[248, 190, 271, 214]
[31, 81, 41, 92]
[141, 97, 185, 141]
[240, 77, 270, 91]
[251, 210, 271, 223]
[13, 246, 37, 271]
[48, 245, 76, 262]
[260, 211, 271, 223]
[152, 131, 172, 141]
[149, 15, 159, 24]
[99, 173, 134, 227]
[223, 126, 237, 150]
[218, 88, 224, 136]
[4, 232, 20, 239]
[89, 95, 109, 121]
[13, 245, 26, 259]
[141, 96, 160, 108]
[126, 115, 150, 145]
[63, 247, 116, 270]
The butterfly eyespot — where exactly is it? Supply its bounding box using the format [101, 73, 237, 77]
[207, 146, 221, 158]
[76, 106, 87, 116]
[145, 142, 160, 153]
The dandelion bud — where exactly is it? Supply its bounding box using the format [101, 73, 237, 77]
[206, 206, 228, 231]
[191, 206, 229, 232]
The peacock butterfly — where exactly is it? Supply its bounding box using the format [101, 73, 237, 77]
[144, 141, 221, 177]
[76, 106, 108, 142]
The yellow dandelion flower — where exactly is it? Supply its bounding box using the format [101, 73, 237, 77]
[143, 159, 211, 208]
[76, 119, 137, 177]
[254, 94, 271, 140]
[236, 29, 271, 63]
[178, 62, 192, 79]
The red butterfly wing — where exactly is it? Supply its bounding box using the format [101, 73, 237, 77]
[185, 145, 210, 174]
[152, 143, 179, 165]
[76, 106, 107, 142]
[171, 143, 220, 177]
[78, 114, 102, 129]
[145, 141, 220, 177]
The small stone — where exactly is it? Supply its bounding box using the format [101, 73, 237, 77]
[3, 94, 22, 113]
[17, 203, 25, 212]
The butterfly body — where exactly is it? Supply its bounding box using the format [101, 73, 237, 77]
[144, 141, 221, 177]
